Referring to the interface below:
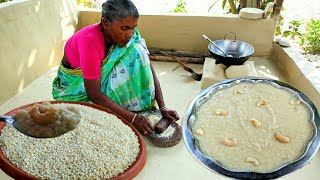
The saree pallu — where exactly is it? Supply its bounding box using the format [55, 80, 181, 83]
[52, 29, 156, 111]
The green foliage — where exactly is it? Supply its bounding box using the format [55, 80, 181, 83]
[260, 0, 271, 10]
[223, 0, 239, 14]
[281, 19, 320, 54]
[172, 0, 187, 13]
[275, 15, 284, 36]
[282, 20, 303, 40]
[274, 7, 285, 36]
[222, 0, 227, 10]
[0, 0, 11, 3]
[301, 19, 320, 53]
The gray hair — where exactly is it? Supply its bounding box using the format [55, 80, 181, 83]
[101, 0, 139, 23]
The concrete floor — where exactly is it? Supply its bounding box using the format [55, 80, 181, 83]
[0, 61, 319, 180]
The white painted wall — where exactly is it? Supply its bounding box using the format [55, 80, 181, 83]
[0, 0, 79, 105]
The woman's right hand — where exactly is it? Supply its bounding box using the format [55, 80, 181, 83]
[132, 114, 154, 136]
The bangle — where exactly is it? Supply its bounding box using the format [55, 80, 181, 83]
[160, 106, 167, 112]
[131, 114, 137, 124]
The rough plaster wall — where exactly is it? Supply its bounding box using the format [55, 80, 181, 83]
[0, 0, 79, 105]
[273, 44, 320, 111]
[139, 15, 275, 55]
[77, 11, 275, 55]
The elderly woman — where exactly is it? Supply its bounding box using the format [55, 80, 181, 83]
[52, 0, 179, 136]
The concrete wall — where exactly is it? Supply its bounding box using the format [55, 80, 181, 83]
[78, 11, 276, 55]
[0, 0, 78, 105]
[273, 44, 320, 111]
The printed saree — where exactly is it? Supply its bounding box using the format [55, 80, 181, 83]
[52, 29, 156, 111]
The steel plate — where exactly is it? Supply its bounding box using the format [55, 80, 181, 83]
[182, 78, 320, 179]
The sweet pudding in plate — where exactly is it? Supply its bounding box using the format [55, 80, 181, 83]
[192, 82, 314, 173]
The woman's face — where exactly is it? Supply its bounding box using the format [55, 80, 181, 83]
[103, 16, 138, 47]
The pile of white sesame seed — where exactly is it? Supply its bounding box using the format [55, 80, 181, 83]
[0, 103, 140, 179]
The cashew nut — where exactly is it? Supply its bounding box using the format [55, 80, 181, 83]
[246, 157, 259, 165]
[275, 131, 290, 143]
[249, 118, 262, 127]
[223, 138, 237, 147]
[215, 109, 228, 116]
[289, 99, 301, 106]
[233, 89, 244, 95]
[256, 99, 267, 107]
[195, 128, 205, 136]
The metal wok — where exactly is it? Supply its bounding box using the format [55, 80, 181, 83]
[208, 32, 254, 66]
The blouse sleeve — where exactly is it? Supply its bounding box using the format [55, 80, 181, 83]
[77, 36, 103, 80]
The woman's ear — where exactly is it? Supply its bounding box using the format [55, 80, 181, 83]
[101, 17, 110, 29]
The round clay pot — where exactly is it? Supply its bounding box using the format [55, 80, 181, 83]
[0, 101, 147, 180]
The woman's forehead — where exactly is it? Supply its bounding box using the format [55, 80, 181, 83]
[114, 16, 138, 27]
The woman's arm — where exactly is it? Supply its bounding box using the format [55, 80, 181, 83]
[150, 64, 180, 122]
[84, 78, 153, 135]
[150, 64, 165, 110]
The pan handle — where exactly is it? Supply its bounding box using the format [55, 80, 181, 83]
[224, 32, 237, 41]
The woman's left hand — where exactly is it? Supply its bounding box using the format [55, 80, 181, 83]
[161, 108, 180, 122]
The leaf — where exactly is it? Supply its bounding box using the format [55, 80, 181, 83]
[282, 31, 291, 37]
[172, 0, 188, 13]
[222, 0, 227, 9]
[290, 20, 302, 27]
[208, 0, 221, 12]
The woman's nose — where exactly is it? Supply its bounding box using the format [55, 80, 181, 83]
[126, 29, 134, 39]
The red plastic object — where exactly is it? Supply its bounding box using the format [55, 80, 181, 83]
[0, 101, 147, 180]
